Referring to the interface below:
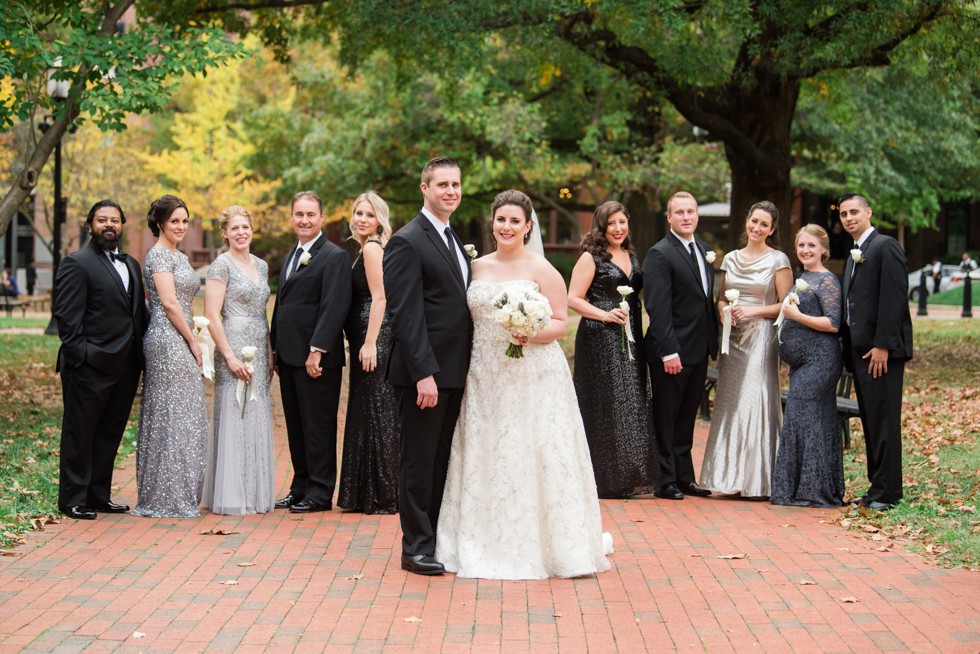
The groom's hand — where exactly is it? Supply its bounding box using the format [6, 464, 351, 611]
[416, 375, 439, 409]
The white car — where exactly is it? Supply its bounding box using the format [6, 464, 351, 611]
[907, 264, 977, 301]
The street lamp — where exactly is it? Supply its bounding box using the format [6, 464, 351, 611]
[39, 57, 70, 336]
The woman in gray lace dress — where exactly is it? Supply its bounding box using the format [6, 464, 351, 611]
[202, 206, 275, 515]
[771, 225, 844, 507]
[131, 196, 208, 518]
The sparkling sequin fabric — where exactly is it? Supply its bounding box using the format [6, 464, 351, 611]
[573, 253, 657, 498]
[436, 280, 611, 579]
[700, 249, 790, 497]
[338, 253, 400, 514]
[202, 253, 275, 515]
[132, 246, 208, 518]
[771, 270, 844, 507]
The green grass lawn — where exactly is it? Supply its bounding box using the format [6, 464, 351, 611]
[0, 316, 49, 330]
[927, 284, 979, 306]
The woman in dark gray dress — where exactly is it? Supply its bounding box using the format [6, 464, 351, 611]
[132, 195, 208, 518]
[202, 206, 275, 515]
[338, 192, 399, 514]
[771, 225, 845, 507]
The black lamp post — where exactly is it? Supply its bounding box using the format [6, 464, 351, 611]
[39, 58, 70, 336]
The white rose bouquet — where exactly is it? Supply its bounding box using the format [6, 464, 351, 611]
[236, 345, 259, 418]
[192, 316, 215, 380]
[720, 289, 739, 355]
[616, 285, 636, 361]
[773, 278, 809, 343]
[492, 288, 552, 358]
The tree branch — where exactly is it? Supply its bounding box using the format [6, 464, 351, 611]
[196, 0, 331, 15]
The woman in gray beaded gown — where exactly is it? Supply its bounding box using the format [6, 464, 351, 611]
[771, 225, 844, 507]
[202, 206, 275, 515]
[339, 192, 399, 514]
[132, 195, 209, 518]
[568, 201, 656, 498]
[700, 201, 792, 498]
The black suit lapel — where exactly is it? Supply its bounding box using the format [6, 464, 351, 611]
[668, 233, 705, 298]
[282, 234, 326, 291]
[420, 215, 466, 291]
[92, 245, 131, 306]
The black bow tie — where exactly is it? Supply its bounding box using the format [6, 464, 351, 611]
[109, 251, 128, 263]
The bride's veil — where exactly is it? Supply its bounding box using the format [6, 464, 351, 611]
[526, 208, 545, 257]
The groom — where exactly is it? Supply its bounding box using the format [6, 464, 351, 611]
[383, 157, 472, 575]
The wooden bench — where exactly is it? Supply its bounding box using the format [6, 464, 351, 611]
[701, 367, 860, 448]
[1, 293, 28, 318]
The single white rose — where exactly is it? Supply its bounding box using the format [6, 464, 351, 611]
[193, 316, 210, 331]
[795, 278, 809, 292]
[240, 345, 259, 360]
[616, 285, 634, 297]
[463, 244, 477, 260]
[299, 251, 312, 266]
[705, 251, 717, 264]
[850, 248, 864, 263]
[725, 289, 740, 304]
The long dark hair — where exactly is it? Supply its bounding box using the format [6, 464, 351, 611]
[738, 200, 780, 249]
[581, 201, 633, 262]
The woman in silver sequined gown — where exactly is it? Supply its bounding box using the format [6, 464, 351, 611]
[771, 226, 844, 507]
[700, 202, 792, 498]
[338, 193, 399, 514]
[132, 196, 209, 518]
[202, 206, 275, 515]
[568, 201, 656, 498]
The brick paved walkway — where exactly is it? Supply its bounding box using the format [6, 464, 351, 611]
[0, 396, 977, 653]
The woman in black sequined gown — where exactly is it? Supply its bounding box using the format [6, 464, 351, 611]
[771, 225, 844, 507]
[338, 192, 400, 514]
[568, 201, 656, 498]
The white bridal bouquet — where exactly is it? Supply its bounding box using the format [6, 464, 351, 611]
[492, 288, 552, 358]
[192, 316, 215, 380]
[616, 285, 636, 361]
[720, 289, 739, 355]
[773, 278, 809, 343]
[236, 345, 259, 418]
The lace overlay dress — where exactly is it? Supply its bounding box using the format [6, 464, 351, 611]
[132, 246, 208, 517]
[202, 254, 275, 515]
[700, 249, 790, 497]
[436, 280, 612, 579]
[338, 254, 400, 514]
[573, 254, 656, 497]
[771, 271, 845, 507]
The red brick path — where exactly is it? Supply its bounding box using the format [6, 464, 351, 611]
[0, 395, 977, 652]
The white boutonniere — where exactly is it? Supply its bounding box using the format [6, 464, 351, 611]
[298, 251, 312, 266]
[705, 250, 717, 264]
[850, 248, 864, 264]
[463, 244, 477, 260]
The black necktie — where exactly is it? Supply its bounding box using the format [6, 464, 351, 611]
[289, 246, 303, 279]
[444, 226, 456, 258]
[689, 242, 705, 292]
[110, 251, 127, 263]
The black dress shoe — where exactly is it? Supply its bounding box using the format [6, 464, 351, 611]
[678, 481, 711, 497]
[654, 483, 684, 500]
[848, 496, 869, 507]
[275, 494, 300, 509]
[288, 499, 331, 513]
[867, 501, 896, 511]
[60, 506, 96, 520]
[401, 554, 445, 576]
[91, 501, 130, 513]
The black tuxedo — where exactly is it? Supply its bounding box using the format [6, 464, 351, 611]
[841, 230, 912, 504]
[642, 232, 719, 487]
[383, 212, 472, 557]
[271, 233, 352, 505]
[54, 241, 148, 509]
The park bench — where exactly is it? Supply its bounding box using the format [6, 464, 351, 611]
[701, 366, 860, 449]
[1, 292, 28, 318]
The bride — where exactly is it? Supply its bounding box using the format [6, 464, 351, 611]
[436, 189, 612, 579]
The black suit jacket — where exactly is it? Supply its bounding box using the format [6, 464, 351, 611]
[54, 242, 148, 374]
[841, 230, 913, 368]
[642, 232, 719, 364]
[383, 212, 473, 388]
[271, 233, 352, 369]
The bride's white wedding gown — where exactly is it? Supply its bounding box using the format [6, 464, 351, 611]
[436, 279, 612, 579]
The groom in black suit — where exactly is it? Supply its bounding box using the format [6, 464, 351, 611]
[54, 199, 148, 519]
[643, 191, 718, 500]
[271, 191, 352, 513]
[383, 157, 472, 575]
[839, 193, 912, 510]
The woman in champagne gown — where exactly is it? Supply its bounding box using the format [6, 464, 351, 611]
[132, 196, 208, 518]
[436, 190, 612, 580]
[202, 206, 275, 515]
[700, 201, 792, 498]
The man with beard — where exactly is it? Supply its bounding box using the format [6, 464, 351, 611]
[54, 199, 148, 519]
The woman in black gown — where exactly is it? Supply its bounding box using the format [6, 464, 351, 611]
[771, 224, 845, 507]
[568, 201, 656, 498]
[338, 191, 400, 514]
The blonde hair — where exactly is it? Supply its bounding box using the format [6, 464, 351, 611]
[219, 205, 253, 246]
[349, 191, 392, 246]
[795, 224, 830, 261]
[666, 191, 697, 215]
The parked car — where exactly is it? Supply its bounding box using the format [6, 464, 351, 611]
[907, 264, 976, 301]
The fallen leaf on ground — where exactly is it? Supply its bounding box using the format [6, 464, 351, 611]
[237, 562, 255, 567]
[132, 632, 145, 639]
[402, 616, 422, 623]
[839, 597, 859, 603]
[717, 553, 747, 560]
[345, 574, 364, 581]
[1, 551, 20, 557]
[220, 580, 238, 585]
[799, 579, 816, 585]
[200, 529, 240, 536]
